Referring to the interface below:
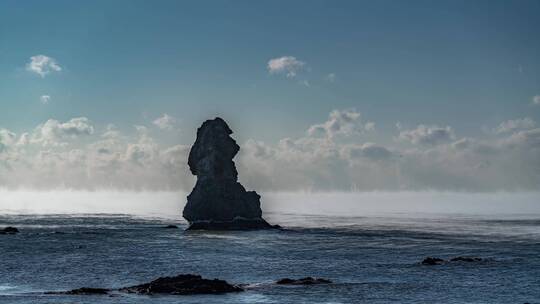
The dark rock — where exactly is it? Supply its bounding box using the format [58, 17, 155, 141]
[164, 225, 179, 229]
[119, 274, 243, 295]
[276, 277, 332, 285]
[182, 117, 274, 230]
[45, 287, 110, 295]
[0, 227, 19, 234]
[450, 256, 482, 262]
[421, 257, 445, 265]
[186, 219, 278, 231]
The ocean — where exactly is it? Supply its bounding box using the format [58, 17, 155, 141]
[1, 191, 539, 303]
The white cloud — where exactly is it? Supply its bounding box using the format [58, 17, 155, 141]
[267, 56, 305, 78]
[32, 117, 94, 146]
[504, 128, 540, 148]
[326, 73, 336, 82]
[398, 125, 455, 146]
[153, 114, 177, 130]
[365, 122, 375, 131]
[0, 129, 17, 153]
[532, 95, 540, 105]
[40, 95, 51, 104]
[494, 118, 535, 134]
[26, 55, 62, 77]
[308, 109, 374, 138]
[102, 124, 121, 139]
[16, 133, 30, 146]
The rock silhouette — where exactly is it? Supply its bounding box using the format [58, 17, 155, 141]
[0, 227, 19, 235]
[421, 256, 483, 265]
[450, 256, 483, 262]
[45, 287, 110, 295]
[421, 257, 445, 265]
[120, 274, 243, 295]
[45, 274, 243, 296]
[276, 277, 332, 285]
[182, 117, 275, 230]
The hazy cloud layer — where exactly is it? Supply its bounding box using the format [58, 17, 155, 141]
[0, 111, 539, 191]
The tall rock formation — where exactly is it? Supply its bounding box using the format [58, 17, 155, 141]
[182, 117, 275, 230]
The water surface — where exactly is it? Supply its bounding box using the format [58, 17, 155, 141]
[1, 211, 539, 304]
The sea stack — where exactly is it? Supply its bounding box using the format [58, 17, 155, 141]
[182, 117, 275, 230]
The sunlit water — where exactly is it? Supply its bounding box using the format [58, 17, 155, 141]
[1, 191, 540, 303]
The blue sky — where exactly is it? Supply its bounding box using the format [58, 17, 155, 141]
[0, 0, 539, 191]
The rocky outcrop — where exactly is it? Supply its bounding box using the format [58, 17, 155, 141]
[164, 225, 179, 229]
[421, 257, 445, 265]
[45, 287, 110, 295]
[450, 256, 482, 262]
[182, 117, 275, 230]
[0, 227, 19, 234]
[45, 274, 243, 296]
[421, 256, 483, 265]
[276, 277, 332, 285]
[119, 274, 243, 295]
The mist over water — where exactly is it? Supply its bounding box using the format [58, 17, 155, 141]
[1, 190, 539, 218]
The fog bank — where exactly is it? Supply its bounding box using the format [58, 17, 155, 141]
[1, 191, 539, 219]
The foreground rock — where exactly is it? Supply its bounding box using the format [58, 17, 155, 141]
[421, 256, 483, 265]
[183, 117, 275, 230]
[421, 257, 445, 265]
[0, 227, 19, 234]
[120, 274, 243, 295]
[46, 287, 110, 295]
[276, 277, 332, 285]
[450, 256, 483, 262]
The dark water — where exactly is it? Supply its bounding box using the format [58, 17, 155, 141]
[1, 213, 539, 303]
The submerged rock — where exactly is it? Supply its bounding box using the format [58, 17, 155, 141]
[421, 257, 445, 265]
[182, 117, 274, 230]
[0, 227, 19, 234]
[450, 256, 482, 262]
[421, 256, 484, 265]
[119, 274, 243, 295]
[45, 287, 110, 295]
[276, 277, 332, 285]
[47, 274, 243, 296]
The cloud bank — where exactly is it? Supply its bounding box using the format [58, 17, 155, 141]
[0, 111, 539, 191]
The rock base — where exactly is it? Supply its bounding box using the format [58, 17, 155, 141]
[186, 218, 281, 231]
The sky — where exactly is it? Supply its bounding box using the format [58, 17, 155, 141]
[0, 0, 539, 191]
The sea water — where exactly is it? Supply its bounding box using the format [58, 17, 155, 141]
[0, 191, 539, 303]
